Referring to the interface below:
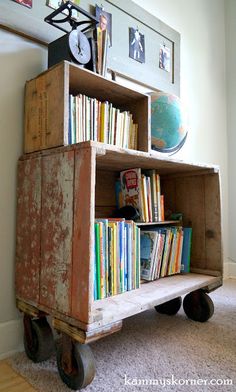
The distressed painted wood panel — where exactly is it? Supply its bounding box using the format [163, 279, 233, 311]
[16, 158, 41, 304]
[72, 147, 96, 323]
[40, 151, 74, 315]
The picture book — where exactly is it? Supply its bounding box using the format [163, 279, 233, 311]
[140, 231, 158, 280]
[120, 168, 142, 219]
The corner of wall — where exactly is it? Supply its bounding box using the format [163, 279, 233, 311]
[224, 258, 236, 279]
[0, 319, 23, 360]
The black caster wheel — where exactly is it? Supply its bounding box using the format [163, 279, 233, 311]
[155, 297, 182, 315]
[23, 315, 54, 363]
[183, 289, 214, 322]
[56, 340, 95, 390]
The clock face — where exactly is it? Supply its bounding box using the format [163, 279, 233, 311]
[68, 28, 91, 65]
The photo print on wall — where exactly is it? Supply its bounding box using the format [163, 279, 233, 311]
[159, 44, 170, 72]
[12, 0, 32, 8]
[129, 27, 145, 63]
[95, 5, 112, 47]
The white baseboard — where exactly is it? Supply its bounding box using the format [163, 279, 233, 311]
[224, 260, 236, 279]
[0, 319, 24, 360]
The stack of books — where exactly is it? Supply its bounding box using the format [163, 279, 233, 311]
[140, 226, 192, 281]
[94, 219, 140, 300]
[68, 94, 138, 149]
[119, 168, 164, 222]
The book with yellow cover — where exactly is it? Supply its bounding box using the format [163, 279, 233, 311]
[141, 174, 149, 222]
[156, 173, 161, 221]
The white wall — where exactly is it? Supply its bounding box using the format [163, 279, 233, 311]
[0, 0, 230, 357]
[133, 0, 228, 271]
[0, 29, 47, 359]
[225, 0, 236, 277]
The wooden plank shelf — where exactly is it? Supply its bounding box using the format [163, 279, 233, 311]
[136, 220, 181, 226]
[91, 273, 222, 327]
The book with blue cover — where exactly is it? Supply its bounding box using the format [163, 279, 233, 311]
[181, 228, 192, 273]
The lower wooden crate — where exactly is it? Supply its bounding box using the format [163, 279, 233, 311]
[16, 142, 223, 331]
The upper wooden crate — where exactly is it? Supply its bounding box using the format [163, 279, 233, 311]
[24, 61, 150, 153]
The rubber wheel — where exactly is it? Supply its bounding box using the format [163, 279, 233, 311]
[56, 342, 95, 390]
[155, 297, 182, 315]
[183, 290, 214, 322]
[24, 317, 54, 363]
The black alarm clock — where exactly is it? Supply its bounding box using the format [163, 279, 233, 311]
[45, 1, 98, 69]
[48, 27, 91, 68]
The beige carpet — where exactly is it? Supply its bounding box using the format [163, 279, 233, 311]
[8, 279, 236, 391]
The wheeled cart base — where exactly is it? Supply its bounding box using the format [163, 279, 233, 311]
[17, 283, 218, 390]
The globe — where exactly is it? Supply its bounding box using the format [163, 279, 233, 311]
[151, 93, 188, 153]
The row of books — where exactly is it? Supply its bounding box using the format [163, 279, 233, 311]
[140, 227, 192, 281]
[120, 168, 164, 222]
[94, 219, 140, 300]
[68, 94, 138, 149]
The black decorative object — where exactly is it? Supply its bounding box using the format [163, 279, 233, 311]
[44, 0, 99, 68]
[113, 205, 140, 221]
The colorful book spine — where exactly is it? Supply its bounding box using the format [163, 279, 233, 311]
[94, 219, 140, 299]
[181, 228, 192, 273]
[174, 227, 184, 273]
[95, 222, 101, 299]
[151, 170, 158, 222]
[156, 173, 161, 221]
[126, 221, 133, 291]
[141, 174, 149, 222]
[94, 226, 98, 300]
[132, 221, 137, 289]
[136, 225, 140, 288]
[167, 228, 178, 275]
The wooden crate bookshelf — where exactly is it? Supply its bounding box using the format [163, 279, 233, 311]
[16, 141, 223, 334]
[18, 61, 223, 389]
[24, 61, 150, 154]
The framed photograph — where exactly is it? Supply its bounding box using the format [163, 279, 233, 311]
[12, 0, 32, 8]
[129, 27, 145, 64]
[159, 44, 170, 72]
[95, 5, 112, 47]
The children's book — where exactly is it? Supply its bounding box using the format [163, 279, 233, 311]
[140, 231, 158, 280]
[120, 168, 142, 220]
[181, 228, 192, 273]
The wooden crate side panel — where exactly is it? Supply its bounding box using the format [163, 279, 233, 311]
[16, 158, 41, 303]
[40, 151, 74, 315]
[24, 63, 66, 153]
[172, 176, 206, 269]
[72, 148, 96, 323]
[204, 173, 222, 273]
[95, 169, 117, 206]
[24, 80, 41, 153]
[161, 178, 176, 218]
[127, 96, 150, 152]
